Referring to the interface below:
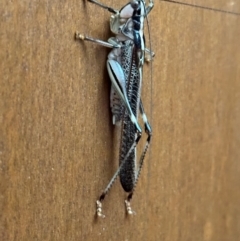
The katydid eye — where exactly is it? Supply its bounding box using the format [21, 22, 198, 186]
[131, 0, 139, 9]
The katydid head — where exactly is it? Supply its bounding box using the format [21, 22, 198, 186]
[110, 0, 146, 39]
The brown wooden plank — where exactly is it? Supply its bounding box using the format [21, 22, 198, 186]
[148, 1, 240, 240]
[1, 0, 240, 240]
[161, 0, 240, 14]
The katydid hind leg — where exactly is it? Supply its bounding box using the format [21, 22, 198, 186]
[126, 100, 152, 211]
[96, 127, 142, 217]
[107, 59, 142, 133]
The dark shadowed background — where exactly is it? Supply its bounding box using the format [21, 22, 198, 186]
[1, 0, 240, 240]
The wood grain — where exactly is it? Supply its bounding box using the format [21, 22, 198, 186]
[1, 0, 240, 240]
[161, 0, 240, 14]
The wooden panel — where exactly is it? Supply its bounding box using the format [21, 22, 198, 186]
[161, 0, 240, 14]
[1, 0, 240, 240]
[149, 1, 240, 240]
